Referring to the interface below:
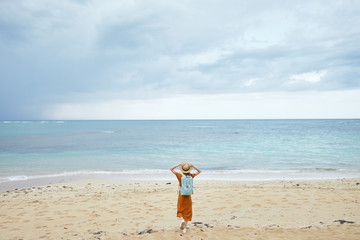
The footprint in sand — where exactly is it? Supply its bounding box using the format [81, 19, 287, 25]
[251, 204, 261, 208]
[265, 199, 278, 205]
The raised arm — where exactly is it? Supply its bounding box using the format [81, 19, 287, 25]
[170, 163, 184, 175]
[189, 163, 202, 176]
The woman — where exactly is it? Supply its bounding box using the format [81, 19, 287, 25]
[170, 162, 201, 233]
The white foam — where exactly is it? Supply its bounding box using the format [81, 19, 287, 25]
[1, 169, 359, 184]
[8, 175, 29, 181]
[0, 169, 169, 183]
[0, 171, 94, 183]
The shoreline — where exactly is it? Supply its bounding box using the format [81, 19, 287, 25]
[1, 178, 359, 239]
[1, 169, 360, 192]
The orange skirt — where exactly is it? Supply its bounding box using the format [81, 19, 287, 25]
[177, 192, 192, 221]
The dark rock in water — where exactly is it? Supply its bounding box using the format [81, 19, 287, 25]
[334, 220, 355, 224]
[166, 182, 171, 184]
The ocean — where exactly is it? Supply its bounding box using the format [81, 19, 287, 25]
[1, 119, 360, 189]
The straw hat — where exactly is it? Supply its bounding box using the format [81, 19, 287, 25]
[180, 163, 192, 174]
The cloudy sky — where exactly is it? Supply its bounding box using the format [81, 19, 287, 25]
[1, 0, 359, 120]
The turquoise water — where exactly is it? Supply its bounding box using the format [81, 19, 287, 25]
[0, 119, 360, 183]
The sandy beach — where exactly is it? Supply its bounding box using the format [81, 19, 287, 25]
[1, 178, 360, 239]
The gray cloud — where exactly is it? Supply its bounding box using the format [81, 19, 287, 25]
[0, 0, 359, 119]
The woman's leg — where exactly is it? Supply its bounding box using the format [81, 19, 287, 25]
[181, 219, 189, 233]
[183, 220, 188, 229]
[180, 218, 186, 230]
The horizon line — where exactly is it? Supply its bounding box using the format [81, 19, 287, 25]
[1, 118, 360, 121]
